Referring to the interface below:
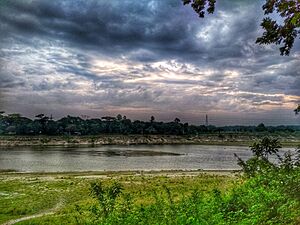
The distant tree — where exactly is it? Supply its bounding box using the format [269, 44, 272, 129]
[0, 111, 299, 136]
[132, 120, 146, 134]
[174, 118, 181, 123]
[256, 123, 267, 132]
[183, 122, 189, 134]
[145, 126, 157, 134]
[35, 114, 50, 134]
[6, 125, 16, 134]
[122, 118, 132, 134]
[9, 113, 21, 119]
[45, 120, 58, 135]
[6, 114, 22, 125]
[35, 114, 45, 119]
[65, 124, 77, 135]
[183, 0, 300, 55]
[116, 114, 122, 121]
[150, 116, 155, 123]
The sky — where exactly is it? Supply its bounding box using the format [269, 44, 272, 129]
[0, 0, 299, 126]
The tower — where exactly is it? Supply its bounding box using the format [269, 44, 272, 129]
[205, 114, 208, 126]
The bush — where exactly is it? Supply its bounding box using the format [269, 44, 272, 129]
[80, 138, 300, 224]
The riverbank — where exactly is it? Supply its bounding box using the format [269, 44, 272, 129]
[0, 133, 299, 147]
[2, 168, 299, 224]
[0, 170, 236, 224]
[0, 169, 239, 178]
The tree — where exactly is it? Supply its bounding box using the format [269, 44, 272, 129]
[250, 137, 282, 159]
[35, 114, 50, 134]
[150, 116, 155, 123]
[183, 0, 216, 18]
[183, 0, 300, 56]
[174, 118, 181, 123]
[234, 137, 281, 177]
[116, 114, 123, 121]
[6, 114, 22, 125]
[256, 123, 267, 132]
[295, 104, 300, 115]
[256, 0, 300, 56]
[234, 137, 300, 178]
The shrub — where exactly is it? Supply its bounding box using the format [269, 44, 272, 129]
[82, 139, 300, 224]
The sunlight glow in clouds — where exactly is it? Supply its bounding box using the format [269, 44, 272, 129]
[0, 0, 299, 125]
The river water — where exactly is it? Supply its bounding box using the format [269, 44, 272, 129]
[0, 145, 294, 172]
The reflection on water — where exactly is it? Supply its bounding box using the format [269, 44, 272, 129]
[0, 145, 293, 172]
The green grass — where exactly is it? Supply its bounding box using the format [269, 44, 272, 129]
[0, 172, 235, 224]
[1, 168, 299, 224]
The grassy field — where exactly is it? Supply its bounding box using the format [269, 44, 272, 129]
[0, 171, 236, 225]
[1, 168, 299, 225]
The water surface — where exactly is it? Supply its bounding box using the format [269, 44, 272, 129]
[0, 145, 293, 172]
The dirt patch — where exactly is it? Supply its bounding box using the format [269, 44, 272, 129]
[2, 200, 63, 225]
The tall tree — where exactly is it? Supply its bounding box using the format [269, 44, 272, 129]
[150, 116, 155, 123]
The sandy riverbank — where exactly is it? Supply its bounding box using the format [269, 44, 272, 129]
[0, 134, 299, 147]
[0, 169, 240, 179]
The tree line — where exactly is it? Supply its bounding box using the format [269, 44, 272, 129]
[0, 112, 299, 136]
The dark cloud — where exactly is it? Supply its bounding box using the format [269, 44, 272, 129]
[0, 0, 265, 62]
[0, 0, 299, 125]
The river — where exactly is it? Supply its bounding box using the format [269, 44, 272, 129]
[0, 145, 294, 172]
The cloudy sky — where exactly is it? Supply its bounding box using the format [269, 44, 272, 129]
[0, 0, 299, 125]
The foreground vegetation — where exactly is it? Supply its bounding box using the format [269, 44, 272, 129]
[0, 171, 234, 224]
[1, 138, 300, 224]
